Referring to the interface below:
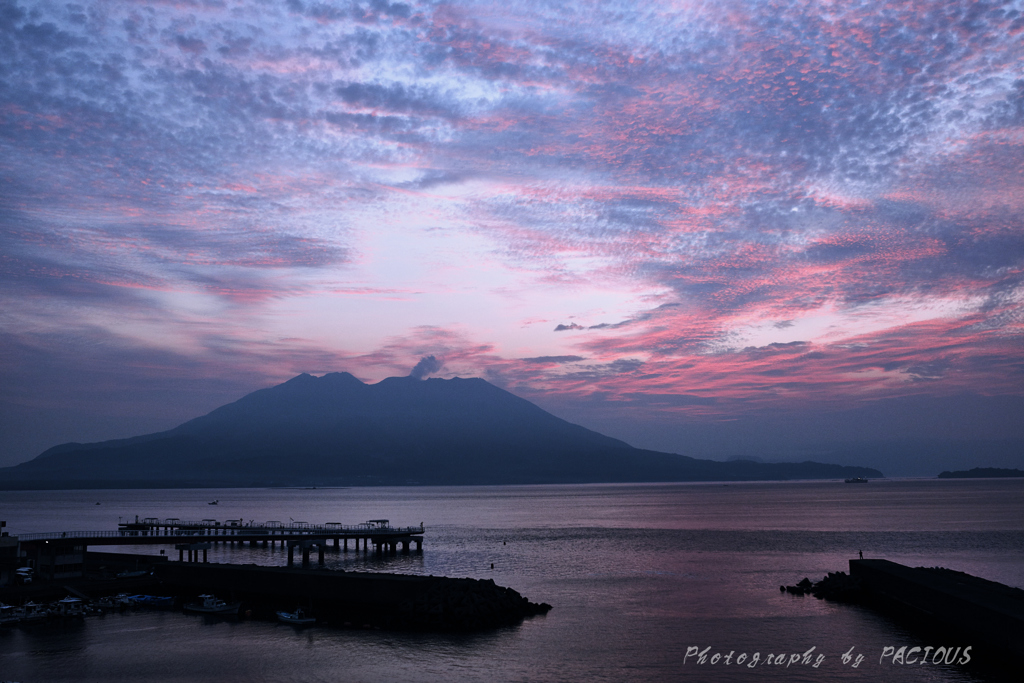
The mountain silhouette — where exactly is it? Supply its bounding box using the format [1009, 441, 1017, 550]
[0, 373, 882, 488]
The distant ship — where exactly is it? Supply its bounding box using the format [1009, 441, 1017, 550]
[844, 477, 869, 484]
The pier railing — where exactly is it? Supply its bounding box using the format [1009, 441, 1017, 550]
[118, 519, 422, 533]
[18, 525, 424, 542]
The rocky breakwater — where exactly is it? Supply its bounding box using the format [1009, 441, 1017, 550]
[392, 576, 551, 631]
[153, 562, 550, 632]
[781, 571, 862, 603]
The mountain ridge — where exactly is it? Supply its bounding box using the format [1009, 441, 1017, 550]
[0, 373, 882, 489]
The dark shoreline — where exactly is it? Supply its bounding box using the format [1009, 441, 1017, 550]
[937, 467, 1024, 479]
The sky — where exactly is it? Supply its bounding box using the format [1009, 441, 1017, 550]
[2, 0, 1023, 474]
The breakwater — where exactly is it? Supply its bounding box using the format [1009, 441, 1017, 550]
[849, 559, 1024, 659]
[154, 562, 551, 630]
[784, 559, 1024, 662]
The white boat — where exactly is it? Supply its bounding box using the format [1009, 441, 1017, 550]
[276, 608, 316, 626]
[183, 594, 240, 615]
[20, 601, 50, 622]
[0, 603, 22, 626]
[56, 596, 85, 617]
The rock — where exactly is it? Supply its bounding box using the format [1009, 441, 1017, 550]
[389, 576, 551, 631]
[783, 571, 862, 603]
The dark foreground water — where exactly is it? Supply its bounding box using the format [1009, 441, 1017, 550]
[1, 479, 1022, 682]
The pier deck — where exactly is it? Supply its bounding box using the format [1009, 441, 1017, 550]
[12, 517, 425, 579]
[20, 517, 423, 548]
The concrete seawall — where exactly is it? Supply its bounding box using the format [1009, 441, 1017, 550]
[849, 559, 1024, 659]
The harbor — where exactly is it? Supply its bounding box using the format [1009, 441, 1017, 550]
[1, 481, 1021, 682]
[0, 514, 550, 631]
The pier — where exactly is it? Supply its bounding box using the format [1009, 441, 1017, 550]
[11, 517, 425, 580]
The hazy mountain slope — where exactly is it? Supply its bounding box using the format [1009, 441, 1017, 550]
[0, 373, 882, 488]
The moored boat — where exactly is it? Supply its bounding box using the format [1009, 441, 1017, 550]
[183, 594, 240, 615]
[0, 603, 22, 626]
[276, 608, 316, 626]
[20, 601, 50, 622]
[129, 595, 175, 609]
[56, 596, 85, 617]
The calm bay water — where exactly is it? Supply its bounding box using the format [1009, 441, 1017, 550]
[0, 479, 1021, 682]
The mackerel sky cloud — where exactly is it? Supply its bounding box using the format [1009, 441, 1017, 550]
[1, 0, 1022, 470]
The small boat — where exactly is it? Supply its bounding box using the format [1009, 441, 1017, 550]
[117, 569, 152, 578]
[20, 601, 50, 623]
[845, 477, 869, 484]
[0, 603, 22, 626]
[56, 596, 86, 617]
[276, 608, 316, 626]
[129, 595, 174, 609]
[183, 594, 240, 615]
[208, 500, 219, 505]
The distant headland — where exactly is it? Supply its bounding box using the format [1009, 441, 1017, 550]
[0, 373, 882, 489]
[937, 467, 1024, 479]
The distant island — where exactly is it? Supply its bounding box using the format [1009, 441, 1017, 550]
[0, 373, 882, 489]
[937, 467, 1024, 479]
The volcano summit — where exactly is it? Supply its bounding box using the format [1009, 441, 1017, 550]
[0, 373, 881, 489]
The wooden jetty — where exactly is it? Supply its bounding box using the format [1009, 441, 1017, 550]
[12, 517, 425, 580]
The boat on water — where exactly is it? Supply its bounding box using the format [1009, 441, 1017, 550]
[118, 569, 152, 578]
[208, 499, 219, 505]
[0, 603, 22, 626]
[129, 595, 175, 609]
[20, 601, 50, 623]
[845, 477, 869, 483]
[276, 608, 316, 626]
[56, 596, 85, 617]
[183, 594, 240, 615]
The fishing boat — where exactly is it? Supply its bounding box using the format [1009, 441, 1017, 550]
[844, 477, 869, 484]
[129, 595, 175, 609]
[276, 608, 316, 626]
[56, 596, 86, 617]
[183, 594, 240, 615]
[0, 603, 22, 626]
[20, 601, 50, 623]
